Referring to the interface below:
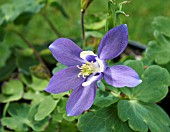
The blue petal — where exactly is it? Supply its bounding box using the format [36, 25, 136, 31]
[98, 24, 128, 60]
[104, 65, 142, 88]
[66, 82, 97, 116]
[45, 66, 85, 94]
[49, 38, 85, 67]
[86, 55, 97, 62]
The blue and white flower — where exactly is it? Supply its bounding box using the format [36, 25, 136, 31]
[45, 24, 142, 116]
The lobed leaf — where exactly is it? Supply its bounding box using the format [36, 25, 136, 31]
[146, 31, 170, 64]
[152, 16, 170, 37]
[1, 102, 49, 131]
[93, 90, 119, 108]
[0, 79, 24, 103]
[146, 16, 170, 64]
[0, 0, 44, 24]
[30, 75, 49, 91]
[121, 64, 170, 103]
[78, 106, 133, 132]
[118, 100, 170, 132]
[34, 95, 58, 121]
[1, 117, 28, 131]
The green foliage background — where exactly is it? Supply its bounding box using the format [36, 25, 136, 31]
[1, 0, 170, 44]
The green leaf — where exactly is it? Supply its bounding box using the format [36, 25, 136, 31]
[8, 103, 30, 120]
[57, 97, 67, 113]
[152, 16, 170, 37]
[0, 56, 16, 81]
[30, 117, 48, 132]
[0, 44, 11, 68]
[50, 1, 69, 19]
[104, 82, 122, 98]
[0, 10, 4, 25]
[45, 119, 59, 132]
[86, 31, 103, 38]
[20, 73, 48, 95]
[34, 95, 58, 121]
[1, 103, 29, 131]
[0, 27, 5, 42]
[29, 104, 49, 131]
[85, 19, 106, 30]
[29, 75, 48, 91]
[124, 60, 144, 76]
[0, 0, 44, 24]
[23, 89, 37, 100]
[28, 103, 49, 131]
[146, 31, 170, 64]
[1, 102, 49, 131]
[14, 12, 33, 25]
[118, 100, 170, 132]
[78, 106, 133, 132]
[17, 48, 34, 56]
[1, 117, 28, 131]
[93, 90, 118, 108]
[121, 65, 170, 103]
[60, 120, 78, 132]
[39, 49, 56, 64]
[19, 73, 32, 86]
[164, 61, 170, 80]
[57, 97, 78, 121]
[2, 80, 22, 95]
[52, 63, 67, 75]
[52, 91, 69, 99]
[16, 48, 39, 75]
[98, 81, 105, 91]
[0, 4, 16, 23]
[0, 79, 24, 103]
[19, 73, 48, 91]
[142, 54, 153, 66]
[52, 108, 63, 123]
[63, 113, 78, 122]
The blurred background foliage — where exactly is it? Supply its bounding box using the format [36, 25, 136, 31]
[1, 0, 170, 46]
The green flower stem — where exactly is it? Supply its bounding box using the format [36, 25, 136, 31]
[106, 0, 129, 30]
[2, 103, 9, 132]
[81, 10, 86, 50]
[81, 0, 93, 50]
[2, 102, 9, 117]
[111, 91, 120, 98]
[14, 31, 51, 77]
[111, 91, 129, 99]
[42, 13, 62, 37]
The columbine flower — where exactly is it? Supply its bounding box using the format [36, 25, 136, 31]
[45, 24, 142, 116]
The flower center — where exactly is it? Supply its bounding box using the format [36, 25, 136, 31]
[77, 51, 106, 78]
[77, 61, 97, 78]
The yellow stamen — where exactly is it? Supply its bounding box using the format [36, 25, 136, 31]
[77, 62, 96, 78]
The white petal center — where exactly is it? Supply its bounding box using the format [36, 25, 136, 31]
[77, 51, 105, 86]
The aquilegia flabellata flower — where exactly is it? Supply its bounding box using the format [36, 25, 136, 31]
[45, 24, 142, 116]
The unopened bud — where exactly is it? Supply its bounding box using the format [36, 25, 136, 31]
[81, 0, 93, 12]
